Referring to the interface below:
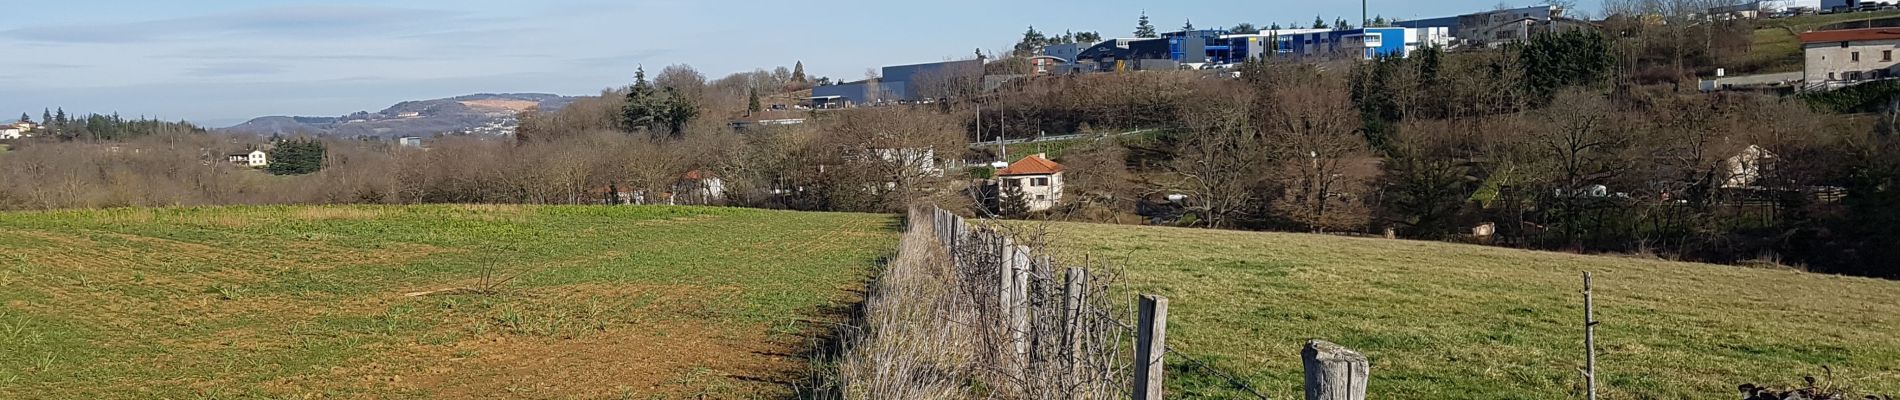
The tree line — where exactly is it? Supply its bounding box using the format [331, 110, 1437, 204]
[1, 26, 1895, 279]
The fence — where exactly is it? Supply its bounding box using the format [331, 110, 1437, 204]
[923, 206, 1371, 399]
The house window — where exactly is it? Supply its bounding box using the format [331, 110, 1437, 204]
[1854, 51, 1862, 62]
[1886, 50, 1894, 62]
[1031, 177, 1050, 187]
[1843, 42, 1851, 49]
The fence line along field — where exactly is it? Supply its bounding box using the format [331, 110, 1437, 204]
[1034, 221, 1900, 399]
[0, 205, 895, 399]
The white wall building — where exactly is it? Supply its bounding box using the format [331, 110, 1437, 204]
[997, 154, 1065, 212]
[1800, 28, 1900, 90]
[228, 150, 268, 168]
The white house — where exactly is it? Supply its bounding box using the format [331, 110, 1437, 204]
[2, 121, 36, 139]
[228, 150, 268, 168]
[1724, 145, 1777, 189]
[997, 154, 1065, 212]
[1800, 27, 1900, 90]
[397, 136, 424, 149]
[675, 170, 726, 205]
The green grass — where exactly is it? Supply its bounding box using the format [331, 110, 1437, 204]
[1039, 222, 1900, 399]
[0, 205, 896, 399]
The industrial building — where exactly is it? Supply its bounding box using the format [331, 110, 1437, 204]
[1060, 26, 1451, 73]
[811, 59, 984, 106]
[1394, 5, 1566, 47]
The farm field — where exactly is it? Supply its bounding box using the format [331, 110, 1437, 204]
[1038, 222, 1900, 399]
[0, 205, 896, 399]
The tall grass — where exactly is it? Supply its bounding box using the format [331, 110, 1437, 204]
[821, 208, 1128, 399]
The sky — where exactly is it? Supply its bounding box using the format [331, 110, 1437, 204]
[1, 0, 1610, 127]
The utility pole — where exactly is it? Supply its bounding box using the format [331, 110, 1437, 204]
[1363, 0, 1369, 28]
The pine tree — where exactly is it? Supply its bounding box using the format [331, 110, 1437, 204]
[1232, 22, 1258, 34]
[267, 138, 325, 175]
[1314, 15, 1329, 29]
[54, 108, 67, 125]
[623, 66, 661, 132]
[747, 88, 762, 113]
[792, 61, 808, 83]
[1270, 22, 1284, 30]
[18, 113, 28, 124]
[42, 109, 52, 126]
[1135, 12, 1158, 38]
[1182, 19, 1195, 32]
[1014, 25, 1049, 57]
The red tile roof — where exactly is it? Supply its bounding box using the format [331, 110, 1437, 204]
[998, 154, 1063, 176]
[1799, 28, 1900, 44]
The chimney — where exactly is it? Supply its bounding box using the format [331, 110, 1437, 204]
[1034, 153, 1047, 159]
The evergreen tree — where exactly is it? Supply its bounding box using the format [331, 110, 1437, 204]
[54, 108, 67, 125]
[1075, 31, 1103, 43]
[1013, 25, 1049, 57]
[42, 109, 52, 126]
[1373, 15, 1388, 27]
[792, 61, 807, 83]
[1313, 15, 1329, 29]
[267, 138, 325, 175]
[1232, 22, 1258, 34]
[1135, 12, 1158, 38]
[1520, 30, 1613, 102]
[1182, 19, 1195, 31]
[623, 66, 662, 132]
[1336, 18, 1352, 30]
[747, 88, 762, 113]
[1270, 22, 1284, 30]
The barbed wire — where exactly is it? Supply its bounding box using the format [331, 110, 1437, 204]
[1092, 308, 1272, 400]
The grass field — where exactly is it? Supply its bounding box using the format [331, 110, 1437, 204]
[1039, 222, 1900, 399]
[0, 205, 896, 399]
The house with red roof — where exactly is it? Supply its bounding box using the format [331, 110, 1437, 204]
[1800, 27, 1900, 90]
[996, 153, 1065, 212]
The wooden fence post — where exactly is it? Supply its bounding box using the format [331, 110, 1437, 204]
[1135, 294, 1169, 400]
[1583, 272, 1598, 400]
[1063, 267, 1089, 383]
[1302, 340, 1368, 400]
[1008, 244, 1033, 357]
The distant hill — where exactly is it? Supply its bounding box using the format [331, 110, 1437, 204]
[220, 93, 582, 138]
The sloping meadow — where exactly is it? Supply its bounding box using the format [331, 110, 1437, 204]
[0, 205, 895, 399]
[1037, 222, 1900, 399]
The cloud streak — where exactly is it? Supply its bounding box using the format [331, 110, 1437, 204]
[1, 6, 475, 44]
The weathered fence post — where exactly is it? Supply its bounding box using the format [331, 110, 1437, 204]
[1583, 272, 1598, 400]
[1009, 244, 1033, 357]
[1063, 267, 1089, 381]
[1302, 340, 1368, 400]
[1135, 294, 1169, 400]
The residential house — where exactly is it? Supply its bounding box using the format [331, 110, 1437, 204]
[996, 154, 1065, 212]
[1, 121, 36, 140]
[1799, 27, 1900, 90]
[674, 170, 727, 205]
[1724, 145, 1776, 189]
[398, 136, 424, 149]
[228, 150, 268, 168]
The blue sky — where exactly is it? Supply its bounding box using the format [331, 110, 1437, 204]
[2, 0, 1589, 127]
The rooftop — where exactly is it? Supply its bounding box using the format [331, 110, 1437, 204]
[1799, 27, 1900, 43]
[998, 154, 1064, 176]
